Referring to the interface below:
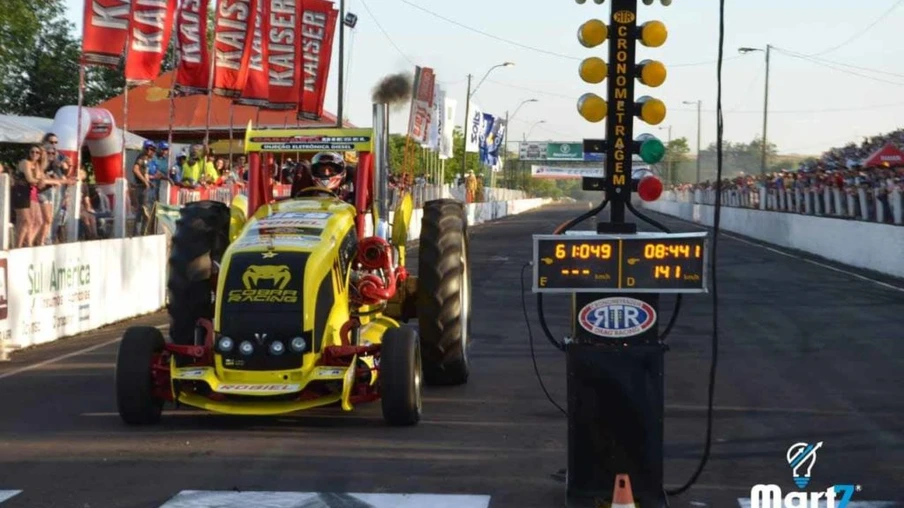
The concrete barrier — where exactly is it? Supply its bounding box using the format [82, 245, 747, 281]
[0, 235, 167, 356]
[643, 199, 904, 278]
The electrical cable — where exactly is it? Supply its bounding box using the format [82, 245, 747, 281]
[663, 0, 724, 497]
[395, 0, 738, 68]
[521, 262, 567, 416]
[805, 0, 904, 57]
[358, 0, 418, 66]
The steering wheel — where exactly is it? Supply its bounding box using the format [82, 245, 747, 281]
[294, 187, 338, 198]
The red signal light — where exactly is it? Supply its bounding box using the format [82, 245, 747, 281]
[637, 175, 663, 202]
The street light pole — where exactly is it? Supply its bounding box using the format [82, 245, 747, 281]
[683, 100, 702, 183]
[459, 74, 472, 183]
[504, 98, 537, 188]
[761, 44, 771, 177]
[739, 44, 771, 177]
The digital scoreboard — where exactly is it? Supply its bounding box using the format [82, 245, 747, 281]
[532, 232, 709, 293]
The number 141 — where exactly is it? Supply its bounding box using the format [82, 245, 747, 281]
[654, 265, 681, 279]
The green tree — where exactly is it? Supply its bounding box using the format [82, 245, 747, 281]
[0, 0, 80, 117]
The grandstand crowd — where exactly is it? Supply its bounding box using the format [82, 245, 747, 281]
[668, 129, 904, 224]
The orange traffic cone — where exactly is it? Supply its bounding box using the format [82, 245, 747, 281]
[611, 474, 636, 508]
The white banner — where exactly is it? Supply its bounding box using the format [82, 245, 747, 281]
[465, 104, 485, 154]
[2, 236, 167, 349]
[426, 84, 442, 151]
[531, 165, 604, 179]
[440, 96, 457, 159]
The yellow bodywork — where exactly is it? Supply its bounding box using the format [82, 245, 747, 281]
[174, 194, 399, 416]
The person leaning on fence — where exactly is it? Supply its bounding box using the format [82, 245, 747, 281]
[133, 140, 157, 234]
[12, 145, 45, 248]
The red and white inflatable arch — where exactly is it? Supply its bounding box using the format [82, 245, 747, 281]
[51, 106, 124, 195]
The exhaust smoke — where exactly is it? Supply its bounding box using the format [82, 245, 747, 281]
[371, 73, 412, 106]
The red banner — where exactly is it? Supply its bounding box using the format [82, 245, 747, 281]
[175, 0, 212, 94]
[297, 0, 338, 121]
[265, 0, 301, 110]
[236, 0, 270, 106]
[124, 0, 177, 85]
[81, 0, 131, 66]
[212, 0, 259, 98]
[407, 66, 435, 143]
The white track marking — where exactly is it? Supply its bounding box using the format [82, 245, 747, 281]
[159, 491, 491, 508]
[0, 324, 168, 382]
[652, 214, 904, 293]
[721, 232, 904, 293]
[0, 491, 21, 503]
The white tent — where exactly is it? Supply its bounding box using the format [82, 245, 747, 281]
[0, 114, 149, 150]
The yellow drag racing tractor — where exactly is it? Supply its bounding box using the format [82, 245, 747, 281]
[115, 103, 471, 426]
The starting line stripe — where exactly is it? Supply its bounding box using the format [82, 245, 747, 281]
[160, 491, 492, 508]
[738, 499, 899, 507]
[0, 491, 20, 503]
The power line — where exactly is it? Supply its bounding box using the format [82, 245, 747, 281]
[778, 50, 904, 87]
[806, 0, 904, 56]
[397, 0, 578, 60]
[395, 0, 741, 68]
[358, 0, 417, 66]
[775, 47, 904, 79]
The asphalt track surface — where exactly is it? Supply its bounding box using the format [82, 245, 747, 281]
[0, 202, 902, 508]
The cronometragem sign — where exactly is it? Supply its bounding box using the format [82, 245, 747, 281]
[606, 8, 638, 193]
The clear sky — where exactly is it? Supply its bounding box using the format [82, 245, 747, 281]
[64, 0, 904, 156]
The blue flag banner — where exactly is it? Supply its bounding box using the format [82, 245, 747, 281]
[478, 113, 506, 168]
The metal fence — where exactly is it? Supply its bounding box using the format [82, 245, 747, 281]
[662, 184, 904, 225]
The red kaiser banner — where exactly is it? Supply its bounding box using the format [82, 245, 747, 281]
[236, 0, 270, 106]
[125, 0, 177, 85]
[297, 0, 338, 121]
[264, 0, 299, 110]
[212, 0, 259, 98]
[81, 0, 131, 66]
[175, 0, 212, 94]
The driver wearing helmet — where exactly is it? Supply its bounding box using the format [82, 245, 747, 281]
[291, 151, 356, 203]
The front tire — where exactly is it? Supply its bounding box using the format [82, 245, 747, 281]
[167, 201, 230, 345]
[116, 326, 166, 425]
[417, 199, 471, 386]
[380, 326, 422, 426]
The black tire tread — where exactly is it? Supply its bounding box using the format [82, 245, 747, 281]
[380, 326, 421, 426]
[167, 200, 230, 345]
[116, 326, 166, 425]
[417, 199, 470, 385]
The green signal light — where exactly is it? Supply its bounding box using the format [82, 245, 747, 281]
[637, 135, 666, 163]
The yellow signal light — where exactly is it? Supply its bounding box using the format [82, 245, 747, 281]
[577, 93, 608, 123]
[640, 20, 668, 47]
[578, 20, 608, 48]
[636, 96, 666, 125]
[579, 57, 608, 84]
[638, 60, 667, 87]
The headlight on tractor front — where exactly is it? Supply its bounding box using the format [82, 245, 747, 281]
[290, 336, 307, 352]
[218, 336, 234, 352]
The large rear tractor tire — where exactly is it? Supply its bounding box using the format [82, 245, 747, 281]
[167, 200, 230, 346]
[380, 326, 422, 426]
[417, 199, 471, 386]
[116, 326, 166, 425]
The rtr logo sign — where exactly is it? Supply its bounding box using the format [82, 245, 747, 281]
[577, 297, 656, 338]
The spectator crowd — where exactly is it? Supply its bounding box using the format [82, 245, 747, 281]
[668, 129, 904, 225]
